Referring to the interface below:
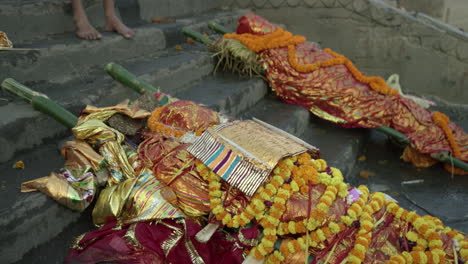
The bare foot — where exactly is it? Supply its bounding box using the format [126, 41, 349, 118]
[75, 19, 102, 40]
[105, 15, 135, 39]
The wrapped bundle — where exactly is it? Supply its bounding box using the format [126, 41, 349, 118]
[205, 14, 468, 175]
[66, 102, 467, 263]
[4, 68, 466, 264]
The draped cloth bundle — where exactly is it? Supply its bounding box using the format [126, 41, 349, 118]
[215, 14, 468, 174]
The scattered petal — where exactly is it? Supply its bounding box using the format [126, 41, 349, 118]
[359, 170, 374, 179]
[151, 17, 176, 23]
[175, 45, 183, 51]
[186, 38, 195, 44]
[13, 160, 25, 169]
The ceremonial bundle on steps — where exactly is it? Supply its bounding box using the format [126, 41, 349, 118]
[6, 77, 465, 263]
[185, 14, 468, 175]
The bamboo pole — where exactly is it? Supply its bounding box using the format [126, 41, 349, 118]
[208, 22, 230, 35]
[181, 28, 213, 46]
[105, 62, 159, 94]
[184, 25, 468, 173]
[1, 78, 78, 128]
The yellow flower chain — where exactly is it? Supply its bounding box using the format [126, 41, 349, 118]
[347, 192, 385, 264]
[385, 202, 447, 264]
[198, 151, 464, 263]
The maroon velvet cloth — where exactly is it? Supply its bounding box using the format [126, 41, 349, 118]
[66, 219, 246, 264]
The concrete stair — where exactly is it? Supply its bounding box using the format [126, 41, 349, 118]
[0, 7, 248, 164]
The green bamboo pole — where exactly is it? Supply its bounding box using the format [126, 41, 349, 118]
[183, 26, 468, 173]
[376, 126, 409, 145]
[1, 78, 78, 128]
[181, 28, 212, 46]
[208, 22, 230, 35]
[105, 63, 159, 94]
[105, 63, 170, 106]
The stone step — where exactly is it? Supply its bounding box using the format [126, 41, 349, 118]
[0, 25, 165, 84]
[239, 93, 311, 137]
[137, 0, 221, 22]
[0, 44, 213, 164]
[0, 0, 227, 44]
[349, 130, 468, 232]
[0, 9, 243, 84]
[0, 71, 268, 263]
[300, 115, 369, 178]
[0, 0, 119, 44]
[175, 72, 268, 117]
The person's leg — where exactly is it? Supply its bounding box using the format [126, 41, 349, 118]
[72, 0, 102, 40]
[103, 0, 135, 39]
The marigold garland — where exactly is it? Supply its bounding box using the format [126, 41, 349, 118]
[198, 149, 465, 263]
[385, 201, 449, 264]
[432, 111, 467, 175]
[224, 28, 399, 96]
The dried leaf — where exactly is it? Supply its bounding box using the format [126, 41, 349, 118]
[358, 155, 366, 161]
[13, 160, 25, 169]
[186, 38, 195, 44]
[151, 17, 176, 23]
[359, 170, 374, 179]
[175, 45, 183, 51]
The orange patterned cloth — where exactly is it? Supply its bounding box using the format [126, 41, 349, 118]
[148, 100, 220, 137]
[230, 14, 468, 170]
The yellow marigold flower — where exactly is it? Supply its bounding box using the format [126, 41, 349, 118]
[307, 219, 320, 231]
[416, 238, 428, 248]
[313, 159, 327, 171]
[212, 206, 224, 214]
[262, 240, 275, 249]
[419, 251, 428, 264]
[297, 237, 306, 248]
[290, 181, 299, 192]
[272, 175, 284, 184]
[342, 216, 354, 226]
[320, 195, 333, 206]
[211, 190, 222, 197]
[395, 208, 405, 219]
[460, 248, 468, 258]
[347, 255, 362, 264]
[429, 239, 443, 249]
[287, 243, 295, 253]
[222, 214, 232, 225]
[331, 167, 343, 178]
[406, 211, 418, 222]
[317, 203, 329, 213]
[329, 222, 340, 233]
[402, 252, 413, 262]
[257, 245, 268, 256]
[260, 191, 271, 201]
[406, 231, 418, 242]
[273, 197, 286, 205]
[354, 243, 366, 253]
[272, 251, 285, 262]
[278, 188, 290, 196]
[316, 229, 326, 241]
